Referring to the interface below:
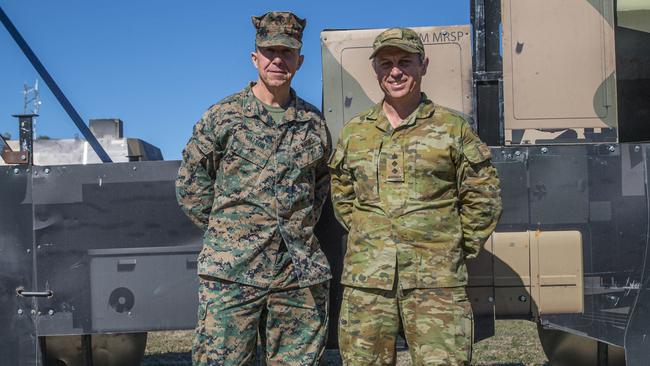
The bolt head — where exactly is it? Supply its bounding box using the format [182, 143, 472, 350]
[635, 146, 641, 152]
[514, 151, 521, 156]
[20, 155, 26, 161]
[13, 168, 20, 174]
[488, 296, 495, 303]
[48, 309, 54, 316]
[541, 147, 548, 154]
[17, 309, 23, 315]
[518, 295, 528, 302]
[44, 168, 50, 174]
[608, 145, 616, 152]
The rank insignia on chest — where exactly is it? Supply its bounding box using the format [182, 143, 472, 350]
[386, 147, 405, 182]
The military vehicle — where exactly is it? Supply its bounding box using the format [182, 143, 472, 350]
[1, 0, 649, 365]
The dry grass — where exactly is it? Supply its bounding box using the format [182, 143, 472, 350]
[143, 320, 548, 365]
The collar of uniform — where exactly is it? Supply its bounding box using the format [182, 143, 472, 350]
[242, 82, 310, 125]
[367, 93, 435, 132]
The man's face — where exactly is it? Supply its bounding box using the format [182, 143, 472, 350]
[372, 47, 428, 101]
[251, 45, 304, 88]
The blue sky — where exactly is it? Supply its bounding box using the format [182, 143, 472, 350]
[1, 1, 469, 160]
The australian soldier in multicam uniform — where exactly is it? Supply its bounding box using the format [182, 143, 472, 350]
[329, 27, 502, 365]
[176, 11, 331, 366]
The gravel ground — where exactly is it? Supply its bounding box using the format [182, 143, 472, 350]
[143, 320, 548, 365]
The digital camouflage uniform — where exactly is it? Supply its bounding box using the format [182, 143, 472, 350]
[329, 28, 502, 366]
[176, 12, 331, 366]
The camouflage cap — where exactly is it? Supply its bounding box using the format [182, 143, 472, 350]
[252, 11, 306, 49]
[369, 27, 424, 59]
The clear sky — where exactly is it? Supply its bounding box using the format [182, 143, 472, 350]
[1, 1, 469, 160]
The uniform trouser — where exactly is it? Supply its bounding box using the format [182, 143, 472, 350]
[192, 271, 329, 365]
[338, 285, 473, 366]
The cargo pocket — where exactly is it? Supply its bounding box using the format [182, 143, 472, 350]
[452, 287, 474, 364]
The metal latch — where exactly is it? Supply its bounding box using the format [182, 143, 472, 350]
[16, 287, 53, 298]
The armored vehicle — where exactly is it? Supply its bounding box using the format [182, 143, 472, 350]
[1, 0, 649, 365]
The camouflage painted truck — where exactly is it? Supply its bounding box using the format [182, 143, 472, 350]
[1, 0, 649, 365]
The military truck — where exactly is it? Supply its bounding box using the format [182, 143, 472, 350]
[1, 0, 649, 365]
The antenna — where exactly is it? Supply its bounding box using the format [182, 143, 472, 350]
[23, 79, 41, 114]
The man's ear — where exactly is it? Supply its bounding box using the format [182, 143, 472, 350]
[297, 54, 304, 70]
[421, 56, 429, 76]
[251, 51, 259, 69]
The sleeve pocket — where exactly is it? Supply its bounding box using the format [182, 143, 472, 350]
[463, 142, 492, 164]
[197, 299, 210, 322]
[327, 145, 346, 170]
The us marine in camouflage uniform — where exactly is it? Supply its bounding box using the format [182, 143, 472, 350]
[329, 28, 502, 365]
[176, 11, 331, 366]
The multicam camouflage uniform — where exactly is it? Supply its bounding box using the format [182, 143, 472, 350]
[176, 11, 331, 366]
[329, 29, 501, 365]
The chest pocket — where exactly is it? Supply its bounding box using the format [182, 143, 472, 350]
[409, 139, 455, 201]
[348, 142, 381, 203]
[294, 138, 324, 170]
[229, 132, 273, 168]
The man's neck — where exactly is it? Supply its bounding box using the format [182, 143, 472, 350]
[382, 93, 422, 128]
[252, 80, 291, 107]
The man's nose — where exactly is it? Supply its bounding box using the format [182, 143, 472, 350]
[270, 53, 284, 63]
[390, 66, 403, 78]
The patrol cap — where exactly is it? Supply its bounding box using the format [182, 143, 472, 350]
[252, 11, 306, 49]
[370, 27, 425, 59]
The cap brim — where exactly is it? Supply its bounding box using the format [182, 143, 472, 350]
[256, 36, 302, 49]
[369, 42, 421, 59]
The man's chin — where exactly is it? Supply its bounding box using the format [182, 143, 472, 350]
[266, 79, 290, 88]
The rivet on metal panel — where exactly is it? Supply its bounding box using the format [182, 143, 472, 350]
[44, 168, 50, 174]
[488, 296, 494, 303]
[37, 245, 41, 249]
[20, 154, 26, 161]
[608, 145, 616, 152]
[48, 309, 54, 316]
[26, 248, 30, 253]
[17, 309, 23, 315]
[128, 311, 133, 316]
[541, 147, 548, 154]
[518, 295, 528, 302]
[37, 311, 41, 315]
[13, 168, 19, 174]
[328, 108, 332, 113]
[30, 309, 36, 315]
[514, 151, 521, 156]
[635, 146, 641, 152]
[133, 166, 137, 171]
[507, 154, 512, 159]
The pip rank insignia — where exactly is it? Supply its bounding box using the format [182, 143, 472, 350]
[386, 148, 404, 182]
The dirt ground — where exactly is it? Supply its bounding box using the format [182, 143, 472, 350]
[143, 319, 549, 365]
